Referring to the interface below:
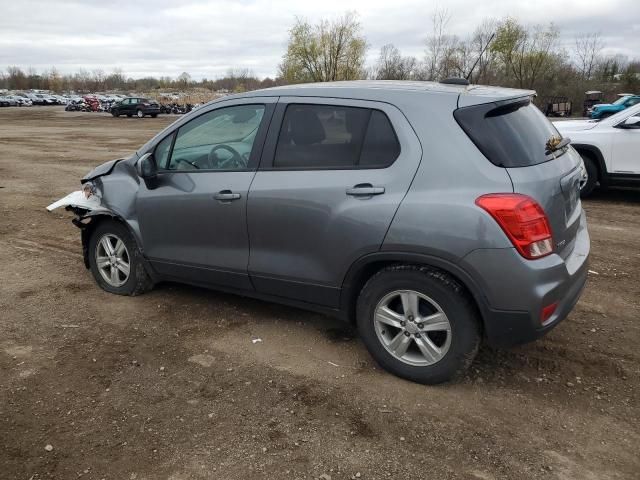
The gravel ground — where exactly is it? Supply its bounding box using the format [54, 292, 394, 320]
[0, 107, 638, 480]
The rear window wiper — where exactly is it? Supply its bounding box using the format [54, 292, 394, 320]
[545, 136, 571, 155]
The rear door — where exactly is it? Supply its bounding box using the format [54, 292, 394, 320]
[455, 97, 581, 259]
[247, 97, 422, 307]
[121, 98, 132, 114]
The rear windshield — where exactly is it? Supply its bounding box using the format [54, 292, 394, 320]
[454, 97, 566, 168]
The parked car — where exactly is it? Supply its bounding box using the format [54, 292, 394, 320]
[111, 97, 160, 118]
[555, 102, 640, 196]
[9, 95, 33, 106]
[0, 96, 18, 106]
[47, 81, 590, 384]
[589, 94, 640, 119]
[0, 96, 11, 107]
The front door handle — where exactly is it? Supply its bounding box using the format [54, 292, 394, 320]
[214, 190, 241, 202]
[346, 183, 385, 197]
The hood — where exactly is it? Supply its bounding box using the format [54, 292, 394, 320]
[591, 103, 611, 109]
[81, 158, 124, 183]
[553, 120, 599, 132]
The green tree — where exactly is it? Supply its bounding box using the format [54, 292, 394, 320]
[491, 18, 559, 89]
[279, 12, 367, 83]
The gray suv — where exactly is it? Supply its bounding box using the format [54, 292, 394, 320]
[47, 81, 590, 384]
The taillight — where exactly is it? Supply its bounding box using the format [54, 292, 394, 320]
[541, 302, 558, 323]
[475, 193, 553, 260]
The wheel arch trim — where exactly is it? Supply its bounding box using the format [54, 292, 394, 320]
[340, 251, 491, 325]
[572, 143, 608, 185]
[77, 211, 155, 280]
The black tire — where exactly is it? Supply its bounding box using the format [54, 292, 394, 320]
[356, 265, 481, 384]
[112, 110, 119, 117]
[579, 154, 598, 198]
[88, 220, 153, 296]
[136, 109, 144, 118]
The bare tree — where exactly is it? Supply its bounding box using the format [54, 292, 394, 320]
[424, 8, 455, 80]
[574, 32, 604, 81]
[279, 12, 367, 82]
[467, 20, 498, 84]
[373, 44, 418, 80]
[177, 72, 192, 88]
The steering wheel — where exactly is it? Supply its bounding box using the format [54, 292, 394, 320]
[208, 144, 245, 169]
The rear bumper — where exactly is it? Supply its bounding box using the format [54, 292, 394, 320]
[460, 209, 590, 347]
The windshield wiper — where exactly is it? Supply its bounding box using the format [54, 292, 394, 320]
[545, 136, 571, 155]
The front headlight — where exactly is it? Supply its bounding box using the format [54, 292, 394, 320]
[82, 182, 98, 199]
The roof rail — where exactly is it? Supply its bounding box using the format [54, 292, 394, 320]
[440, 78, 470, 86]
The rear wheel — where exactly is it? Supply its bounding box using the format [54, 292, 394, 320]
[136, 109, 144, 118]
[111, 110, 119, 117]
[88, 220, 153, 296]
[578, 154, 598, 197]
[357, 265, 481, 384]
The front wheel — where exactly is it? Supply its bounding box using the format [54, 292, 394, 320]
[357, 265, 481, 384]
[88, 220, 153, 296]
[136, 109, 144, 118]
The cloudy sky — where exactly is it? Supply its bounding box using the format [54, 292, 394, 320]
[1, 0, 639, 79]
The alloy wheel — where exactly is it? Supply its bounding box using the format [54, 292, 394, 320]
[95, 234, 130, 287]
[374, 290, 452, 366]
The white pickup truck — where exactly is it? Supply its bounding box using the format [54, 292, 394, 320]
[554, 103, 640, 196]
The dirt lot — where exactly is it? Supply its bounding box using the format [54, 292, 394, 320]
[0, 107, 638, 480]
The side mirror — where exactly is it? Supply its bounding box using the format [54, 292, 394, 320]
[620, 115, 640, 129]
[136, 153, 158, 189]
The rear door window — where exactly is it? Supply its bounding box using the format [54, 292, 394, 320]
[273, 104, 400, 169]
[454, 98, 567, 168]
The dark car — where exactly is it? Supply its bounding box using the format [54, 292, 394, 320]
[111, 97, 160, 118]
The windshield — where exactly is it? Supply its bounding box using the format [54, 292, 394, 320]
[612, 97, 629, 105]
[599, 102, 640, 124]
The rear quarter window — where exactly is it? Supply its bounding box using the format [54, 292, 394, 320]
[454, 98, 566, 168]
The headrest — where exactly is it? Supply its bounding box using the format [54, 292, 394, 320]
[288, 108, 325, 145]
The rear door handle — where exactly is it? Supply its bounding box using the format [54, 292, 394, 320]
[346, 184, 385, 197]
[214, 190, 241, 202]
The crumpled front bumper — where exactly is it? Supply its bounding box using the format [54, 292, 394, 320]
[46, 190, 105, 213]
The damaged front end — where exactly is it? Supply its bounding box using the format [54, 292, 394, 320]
[46, 181, 112, 267]
[46, 158, 131, 268]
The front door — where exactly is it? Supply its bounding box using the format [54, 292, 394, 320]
[247, 98, 422, 306]
[137, 100, 275, 289]
[612, 113, 640, 173]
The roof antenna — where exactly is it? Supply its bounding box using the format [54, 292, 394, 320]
[465, 32, 495, 83]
